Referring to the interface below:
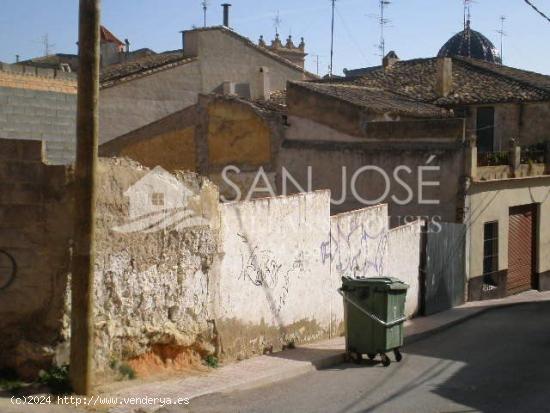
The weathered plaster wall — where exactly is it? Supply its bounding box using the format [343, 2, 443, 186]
[99, 105, 199, 173]
[91, 159, 221, 375]
[207, 100, 272, 168]
[0, 64, 77, 165]
[520, 102, 550, 146]
[279, 139, 464, 227]
[327, 205, 420, 321]
[99, 60, 202, 144]
[387, 221, 422, 316]
[185, 29, 310, 101]
[215, 191, 332, 359]
[0, 139, 72, 379]
[466, 102, 550, 150]
[0, 149, 422, 379]
[466, 177, 550, 281]
[117, 127, 196, 172]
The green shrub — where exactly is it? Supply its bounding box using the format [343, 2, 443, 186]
[38, 365, 72, 395]
[117, 363, 136, 380]
[205, 355, 219, 368]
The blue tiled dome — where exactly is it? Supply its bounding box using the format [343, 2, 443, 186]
[438, 22, 501, 64]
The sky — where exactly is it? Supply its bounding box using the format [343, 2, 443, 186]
[0, 0, 549, 76]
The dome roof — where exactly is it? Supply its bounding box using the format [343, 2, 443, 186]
[438, 23, 501, 64]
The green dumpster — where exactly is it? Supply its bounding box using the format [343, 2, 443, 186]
[339, 276, 409, 366]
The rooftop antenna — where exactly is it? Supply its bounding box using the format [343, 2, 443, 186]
[496, 15, 507, 64]
[201, 0, 209, 28]
[40, 34, 55, 56]
[329, 0, 336, 78]
[378, 0, 391, 60]
[273, 10, 282, 35]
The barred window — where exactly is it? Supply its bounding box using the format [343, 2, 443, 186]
[151, 192, 165, 207]
[483, 221, 499, 276]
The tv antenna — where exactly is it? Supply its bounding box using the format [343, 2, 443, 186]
[496, 15, 507, 64]
[273, 10, 282, 35]
[329, 0, 336, 78]
[378, 0, 391, 59]
[201, 1, 210, 28]
[37, 34, 55, 56]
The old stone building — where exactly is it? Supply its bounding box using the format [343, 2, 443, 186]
[99, 43, 550, 306]
[99, 26, 315, 144]
[279, 77, 550, 305]
[100, 93, 286, 201]
[4, 22, 314, 164]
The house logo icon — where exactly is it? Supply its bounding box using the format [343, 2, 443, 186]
[113, 166, 209, 233]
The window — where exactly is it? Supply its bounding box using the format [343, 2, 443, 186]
[483, 221, 499, 283]
[151, 192, 165, 207]
[476, 107, 495, 153]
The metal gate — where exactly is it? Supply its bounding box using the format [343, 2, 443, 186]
[423, 222, 467, 316]
[508, 205, 537, 295]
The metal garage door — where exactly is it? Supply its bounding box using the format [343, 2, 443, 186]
[423, 222, 466, 315]
[507, 205, 537, 295]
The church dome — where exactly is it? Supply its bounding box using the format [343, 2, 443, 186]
[438, 22, 501, 64]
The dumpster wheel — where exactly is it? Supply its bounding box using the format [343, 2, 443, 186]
[380, 353, 391, 367]
[394, 348, 403, 362]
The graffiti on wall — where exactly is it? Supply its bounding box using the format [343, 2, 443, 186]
[0, 250, 16, 290]
[321, 214, 388, 278]
[237, 234, 305, 316]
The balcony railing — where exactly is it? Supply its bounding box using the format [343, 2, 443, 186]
[520, 144, 546, 164]
[477, 151, 509, 167]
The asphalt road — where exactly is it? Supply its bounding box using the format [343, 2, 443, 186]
[164, 302, 550, 413]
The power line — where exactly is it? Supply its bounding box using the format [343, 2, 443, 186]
[524, 0, 550, 23]
[334, 5, 370, 67]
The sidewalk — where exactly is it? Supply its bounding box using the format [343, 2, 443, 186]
[100, 289, 550, 413]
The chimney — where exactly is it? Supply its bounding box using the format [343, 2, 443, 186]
[383, 51, 399, 69]
[222, 81, 236, 95]
[436, 57, 453, 97]
[222, 3, 231, 27]
[124, 38, 130, 54]
[258, 67, 271, 100]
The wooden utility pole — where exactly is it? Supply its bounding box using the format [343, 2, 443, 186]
[70, 0, 100, 396]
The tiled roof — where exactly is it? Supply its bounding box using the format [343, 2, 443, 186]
[254, 89, 287, 111]
[291, 81, 449, 118]
[100, 26, 124, 46]
[333, 57, 550, 106]
[100, 53, 195, 86]
[17, 54, 79, 71]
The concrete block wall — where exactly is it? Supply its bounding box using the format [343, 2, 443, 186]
[0, 138, 72, 380]
[0, 65, 77, 165]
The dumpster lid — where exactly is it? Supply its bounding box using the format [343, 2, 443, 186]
[341, 276, 408, 290]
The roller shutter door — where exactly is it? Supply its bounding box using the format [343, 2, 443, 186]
[507, 205, 537, 295]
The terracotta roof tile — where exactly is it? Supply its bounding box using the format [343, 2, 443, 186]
[329, 57, 550, 106]
[292, 81, 449, 118]
[100, 53, 195, 86]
